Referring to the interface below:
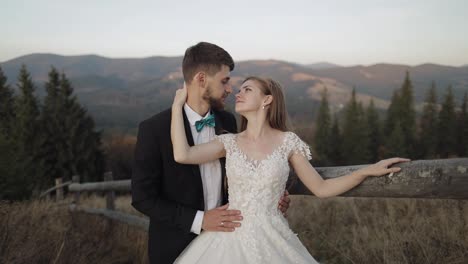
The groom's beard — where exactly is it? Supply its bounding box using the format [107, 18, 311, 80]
[203, 86, 227, 111]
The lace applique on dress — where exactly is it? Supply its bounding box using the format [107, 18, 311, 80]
[286, 132, 312, 160]
[175, 132, 318, 264]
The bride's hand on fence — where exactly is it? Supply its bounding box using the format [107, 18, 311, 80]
[361, 157, 411, 177]
[172, 82, 187, 108]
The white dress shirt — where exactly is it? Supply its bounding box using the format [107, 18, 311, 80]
[184, 104, 223, 234]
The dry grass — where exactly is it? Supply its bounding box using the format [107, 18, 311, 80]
[288, 196, 468, 264]
[1, 195, 467, 264]
[0, 195, 148, 264]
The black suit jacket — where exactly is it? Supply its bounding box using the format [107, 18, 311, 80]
[131, 107, 237, 264]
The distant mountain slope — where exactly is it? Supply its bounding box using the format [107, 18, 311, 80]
[310, 63, 468, 101]
[305, 62, 342, 70]
[2, 54, 467, 132]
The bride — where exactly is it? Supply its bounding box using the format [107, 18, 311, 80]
[171, 76, 410, 263]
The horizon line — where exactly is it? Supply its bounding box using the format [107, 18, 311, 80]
[1, 52, 467, 68]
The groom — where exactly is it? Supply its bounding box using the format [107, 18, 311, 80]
[131, 42, 290, 264]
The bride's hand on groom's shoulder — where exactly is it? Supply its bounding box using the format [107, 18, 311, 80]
[172, 82, 187, 108]
[361, 157, 411, 178]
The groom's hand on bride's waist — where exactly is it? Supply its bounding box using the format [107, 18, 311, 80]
[278, 190, 291, 217]
[201, 204, 243, 232]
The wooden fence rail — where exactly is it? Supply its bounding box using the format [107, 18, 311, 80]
[39, 180, 72, 201]
[69, 204, 149, 231]
[68, 180, 131, 192]
[41, 158, 468, 231]
[289, 158, 468, 199]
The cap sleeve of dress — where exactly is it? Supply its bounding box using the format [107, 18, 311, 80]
[214, 133, 235, 155]
[287, 132, 312, 160]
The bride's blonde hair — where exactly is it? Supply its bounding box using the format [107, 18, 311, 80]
[239, 76, 290, 132]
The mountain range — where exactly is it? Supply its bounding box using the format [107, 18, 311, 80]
[1, 54, 467, 133]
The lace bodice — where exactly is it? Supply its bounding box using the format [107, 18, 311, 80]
[215, 132, 311, 216]
[174, 132, 318, 264]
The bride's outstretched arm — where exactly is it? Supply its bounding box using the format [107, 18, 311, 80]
[289, 154, 410, 198]
[171, 85, 225, 165]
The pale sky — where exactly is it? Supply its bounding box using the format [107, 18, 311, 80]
[2, 0, 468, 66]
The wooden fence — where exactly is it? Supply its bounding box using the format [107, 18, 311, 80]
[40, 158, 468, 231]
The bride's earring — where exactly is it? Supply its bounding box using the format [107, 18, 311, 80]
[262, 105, 265, 110]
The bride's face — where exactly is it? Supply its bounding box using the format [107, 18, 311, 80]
[235, 80, 266, 114]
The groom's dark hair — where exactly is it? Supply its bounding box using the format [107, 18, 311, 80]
[183, 42, 234, 84]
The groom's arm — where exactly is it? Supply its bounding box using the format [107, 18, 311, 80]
[131, 119, 197, 233]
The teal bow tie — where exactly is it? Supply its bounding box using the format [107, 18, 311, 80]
[195, 114, 216, 132]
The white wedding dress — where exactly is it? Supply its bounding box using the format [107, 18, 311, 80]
[174, 132, 319, 264]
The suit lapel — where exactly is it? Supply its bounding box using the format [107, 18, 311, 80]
[213, 110, 229, 204]
[182, 109, 204, 208]
[182, 110, 195, 146]
[213, 109, 228, 136]
[182, 108, 231, 207]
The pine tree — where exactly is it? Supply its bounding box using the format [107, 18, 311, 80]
[342, 89, 370, 164]
[419, 82, 438, 158]
[12, 65, 41, 199]
[457, 92, 468, 157]
[385, 90, 400, 133]
[314, 87, 332, 165]
[329, 114, 343, 165]
[0, 133, 16, 200]
[59, 73, 105, 182]
[398, 71, 417, 157]
[437, 85, 457, 158]
[15, 65, 40, 147]
[386, 120, 407, 157]
[0, 66, 15, 138]
[0, 66, 15, 198]
[37, 67, 67, 188]
[366, 99, 381, 162]
[358, 101, 371, 162]
[384, 71, 416, 158]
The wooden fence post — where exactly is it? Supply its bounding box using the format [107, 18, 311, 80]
[104, 172, 115, 210]
[55, 177, 63, 202]
[72, 175, 80, 205]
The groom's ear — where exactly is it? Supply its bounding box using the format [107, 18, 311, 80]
[195, 72, 206, 88]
